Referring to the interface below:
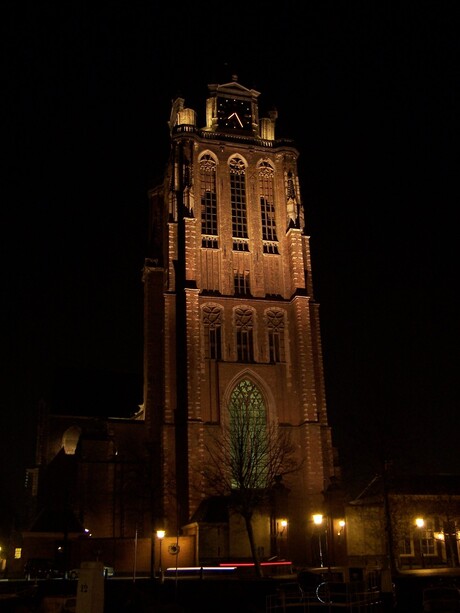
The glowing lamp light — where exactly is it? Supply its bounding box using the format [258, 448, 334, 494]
[313, 514, 323, 525]
[415, 518, 425, 528]
[277, 519, 288, 536]
[156, 529, 166, 582]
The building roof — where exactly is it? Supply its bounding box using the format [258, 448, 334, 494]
[189, 496, 229, 523]
[351, 473, 460, 504]
[28, 507, 86, 534]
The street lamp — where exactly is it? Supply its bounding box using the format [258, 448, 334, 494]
[415, 518, 425, 568]
[276, 519, 288, 558]
[156, 529, 165, 582]
[313, 514, 324, 568]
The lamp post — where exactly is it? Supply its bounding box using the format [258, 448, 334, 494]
[335, 519, 346, 566]
[313, 514, 325, 568]
[156, 529, 165, 582]
[276, 519, 288, 558]
[415, 518, 425, 568]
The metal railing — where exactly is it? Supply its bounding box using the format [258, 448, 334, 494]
[266, 580, 384, 612]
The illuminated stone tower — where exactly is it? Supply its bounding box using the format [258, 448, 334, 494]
[143, 76, 339, 565]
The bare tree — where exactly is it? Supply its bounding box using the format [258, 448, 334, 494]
[201, 402, 302, 578]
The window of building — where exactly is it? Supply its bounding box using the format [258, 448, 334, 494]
[399, 537, 414, 556]
[420, 520, 436, 556]
[235, 307, 254, 362]
[203, 305, 222, 360]
[421, 536, 435, 556]
[228, 379, 267, 488]
[230, 157, 249, 251]
[62, 426, 82, 455]
[400, 518, 438, 559]
[259, 161, 278, 254]
[267, 309, 285, 362]
[234, 271, 250, 296]
[200, 154, 218, 248]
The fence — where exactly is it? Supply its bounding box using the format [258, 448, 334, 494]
[266, 580, 384, 612]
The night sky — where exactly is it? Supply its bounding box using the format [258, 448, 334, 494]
[3, 3, 459, 531]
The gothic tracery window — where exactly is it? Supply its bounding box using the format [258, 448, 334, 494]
[267, 309, 286, 363]
[235, 307, 254, 362]
[228, 379, 267, 488]
[200, 154, 218, 248]
[259, 161, 278, 254]
[230, 156, 249, 251]
[203, 305, 222, 360]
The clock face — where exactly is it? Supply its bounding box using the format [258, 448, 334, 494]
[217, 97, 252, 130]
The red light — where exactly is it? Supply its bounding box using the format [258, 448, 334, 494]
[219, 561, 292, 568]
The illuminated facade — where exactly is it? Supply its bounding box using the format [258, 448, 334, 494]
[143, 76, 340, 564]
[19, 79, 460, 576]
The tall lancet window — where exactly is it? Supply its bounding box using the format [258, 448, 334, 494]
[259, 161, 278, 254]
[267, 309, 286, 363]
[235, 307, 254, 362]
[286, 169, 304, 229]
[228, 379, 267, 489]
[200, 154, 218, 248]
[203, 305, 222, 360]
[230, 156, 249, 251]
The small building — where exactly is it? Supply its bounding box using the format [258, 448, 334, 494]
[346, 472, 460, 573]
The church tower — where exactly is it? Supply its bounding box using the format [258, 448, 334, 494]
[143, 76, 338, 565]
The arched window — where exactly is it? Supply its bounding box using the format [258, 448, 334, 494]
[267, 309, 285, 363]
[235, 307, 254, 362]
[259, 161, 278, 254]
[203, 304, 222, 360]
[228, 379, 267, 488]
[62, 426, 82, 455]
[200, 154, 218, 248]
[229, 156, 249, 251]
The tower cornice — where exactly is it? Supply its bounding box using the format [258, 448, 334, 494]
[171, 124, 297, 153]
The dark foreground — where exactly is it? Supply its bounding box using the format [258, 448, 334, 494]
[1, 571, 460, 613]
[0, 577, 275, 613]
